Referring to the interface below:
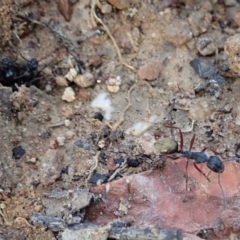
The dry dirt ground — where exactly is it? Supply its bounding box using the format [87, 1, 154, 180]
[2, 0, 240, 239]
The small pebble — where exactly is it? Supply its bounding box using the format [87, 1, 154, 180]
[107, 85, 120, 93]
[62, 87, 76, 102]
[93, 112, 104, 121]
[107, 76, 122, 93]
[41, 131, 51, 138]
[74, 72, 95, 88]
[196, 34, 216, 56]
[26, 157, 37, 163]
[127, 158, 140, 167]
[34, 205, 43, 212]
[64, 119, 71, 127]
[101, 3, 112, 13]
[88, 55, 102, 67]
[138, 61, 163, 81]
[57, 136, 65, 146]
[89, 173, 108, 185]
[98, 139, 106, 148]
[0, 203, 6, 209]
[55, 76, 69, 87]
[12, 146, 26, 159]
[45, 84, 52, 92]
[65, 68, 78, 81]
[49, 139, 58, 149]
[154, 138, 178, 154]
[65, 131, 74, 140]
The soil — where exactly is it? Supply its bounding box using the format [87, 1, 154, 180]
[1, 0, 240, 239]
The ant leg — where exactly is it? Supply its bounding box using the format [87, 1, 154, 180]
[218, 173, 227, 211]
[189, 134, 196, 151]
[153, 155, 179, 167]
[201, 147, 223, 158]
[183, 159, 189, 201]
[193, 163, 211, 182]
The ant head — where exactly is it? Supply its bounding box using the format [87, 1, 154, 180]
[207, 156, 224, 173]
[27, 58, 38, 71]
[1, 58, 12, 69]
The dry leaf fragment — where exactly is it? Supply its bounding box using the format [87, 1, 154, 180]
[57, 0, 73, 21]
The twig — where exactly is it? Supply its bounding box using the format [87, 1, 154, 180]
[16, 15, 84, 73]
[91, 0, 137, 73]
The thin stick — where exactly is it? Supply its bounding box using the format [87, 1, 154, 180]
[91, 0, 137, 73]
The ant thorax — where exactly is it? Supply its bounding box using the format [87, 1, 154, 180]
[180, 150, 208, 164]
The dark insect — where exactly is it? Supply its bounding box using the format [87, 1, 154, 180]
[155, 126, 227, 209]
[0, 54, 44, 91]
[14, 54, 43, 86]
[0, 57, 19, 88]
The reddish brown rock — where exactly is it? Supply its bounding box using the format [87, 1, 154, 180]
[138, 61, 163, 81]
[39, 149, 64, 186]
[87, 158, 240, 237]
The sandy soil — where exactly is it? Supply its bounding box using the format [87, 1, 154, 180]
[1, 0, 240, 239]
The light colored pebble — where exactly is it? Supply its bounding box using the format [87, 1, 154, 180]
[65, 131, 74, 140]
[0, 203, 6, 209]
[55, 76, 69, 87]
[57, 136, 65, 146]
[65, 68, 78, 81]
[62, 87, 76, 102]
[74, 72, 95, 88]
[65, 119, 71, 127]
[101, 3, 112, 13]
[107, 85, 120, 93]
[26, 157, 37, 163]
[107, 76, 122, 92]
[98, 139, 105, 148]
[34, 205, 43, 212]
[45, 84, 52, 92]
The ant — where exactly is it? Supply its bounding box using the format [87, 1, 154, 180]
[14, 54, 44, 86]
[0, 57, 20, 87]
[156, 126, 227, 209]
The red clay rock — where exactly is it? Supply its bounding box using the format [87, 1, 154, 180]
[138, 61, 163, 81]
[87, 158, 240, 238]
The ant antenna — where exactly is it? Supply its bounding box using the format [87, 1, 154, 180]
[218, 173, 226, 211]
